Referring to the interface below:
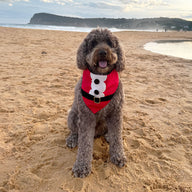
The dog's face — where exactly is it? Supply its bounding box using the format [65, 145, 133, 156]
[77, 28, 125, 74]
[85, 34, 118, 74]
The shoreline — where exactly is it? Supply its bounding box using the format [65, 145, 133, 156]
[0, 24, 186, 33]
[0, 27, 192, 192]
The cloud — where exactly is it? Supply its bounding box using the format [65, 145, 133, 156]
[85, 1, 122, 10]
[180, 13, 192, 21]
[40, 0, 73, 5]
[119, 0, 169, 9]
[120, 0, 169, 13]
[0, 0, 72, 5]
[0, 0, 29, 3]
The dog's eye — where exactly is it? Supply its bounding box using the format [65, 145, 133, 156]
[106, 39, 113, 47]
[91, 40, 98, 48]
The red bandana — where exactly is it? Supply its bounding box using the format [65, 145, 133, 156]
[81, 69, 119, 113]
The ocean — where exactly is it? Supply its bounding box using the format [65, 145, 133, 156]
[144, 40, 192, 60]
[0, 23, 157, 32]
[0, 23, 126, 32]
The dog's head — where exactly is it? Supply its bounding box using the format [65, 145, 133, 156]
[77, 28, 125, 74]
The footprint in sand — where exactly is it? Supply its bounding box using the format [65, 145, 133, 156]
[145, 98, 167, 105]
[130, 139, 140, 149]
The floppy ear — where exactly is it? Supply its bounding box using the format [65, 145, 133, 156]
[115, 42, 125, 72]
[76, 39, 88, 70]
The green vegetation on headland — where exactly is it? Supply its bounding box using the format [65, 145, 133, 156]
[29, 13, 192, 31]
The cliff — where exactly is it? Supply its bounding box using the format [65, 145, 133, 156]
[29, 13, 192, 31]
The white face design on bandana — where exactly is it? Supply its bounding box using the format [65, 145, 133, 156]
[89, 73, 107, 98]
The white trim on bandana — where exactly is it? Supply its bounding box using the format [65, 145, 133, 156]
[89, 73, 107, 98]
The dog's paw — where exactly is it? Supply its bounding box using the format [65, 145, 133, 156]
[72, 162, 91, 178]
[66, 133, 78, 148]
[110, 153, 127, 167]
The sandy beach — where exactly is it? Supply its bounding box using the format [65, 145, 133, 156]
[0, 27, 192, 192]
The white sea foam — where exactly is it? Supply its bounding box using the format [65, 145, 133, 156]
[0, 23, 158, 32]
[0, 23, 124, 32]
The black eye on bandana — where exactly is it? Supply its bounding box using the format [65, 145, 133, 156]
[94, 79, 100, 84]
[94, 90, 99, 95]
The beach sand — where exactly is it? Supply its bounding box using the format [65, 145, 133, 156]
[0, 27, 192, 192]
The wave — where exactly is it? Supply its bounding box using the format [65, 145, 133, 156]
[0, 23, 158, 32]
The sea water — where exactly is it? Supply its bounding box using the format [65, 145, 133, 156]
[0, 23, 128, 32]
[0, 23, 159, 32]
[144, 40, 192, 60]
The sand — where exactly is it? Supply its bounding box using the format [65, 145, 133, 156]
[0, 27, 192, 192]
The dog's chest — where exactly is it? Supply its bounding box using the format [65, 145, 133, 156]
[81, 69, 119, 113]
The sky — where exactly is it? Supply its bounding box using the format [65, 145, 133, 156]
[0, 0, 192, 24]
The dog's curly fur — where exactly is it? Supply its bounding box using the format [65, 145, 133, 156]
[66, 28, 126, 178]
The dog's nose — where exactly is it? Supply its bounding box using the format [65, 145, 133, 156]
[99, 50, 107, 57]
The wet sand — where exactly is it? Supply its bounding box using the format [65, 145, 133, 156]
[0, 27, 192, 192]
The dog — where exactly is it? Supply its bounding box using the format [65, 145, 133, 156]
[66, 28, 126, 177]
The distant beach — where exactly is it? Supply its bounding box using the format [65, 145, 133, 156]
[0, 27, 192, 192]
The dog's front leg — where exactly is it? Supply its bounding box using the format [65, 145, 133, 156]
[107, 110, 126, 167]
[72, 111, 96, 178]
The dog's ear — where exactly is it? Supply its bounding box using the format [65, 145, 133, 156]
[115, 41, 125, 72]
[76, 39, 88, 70]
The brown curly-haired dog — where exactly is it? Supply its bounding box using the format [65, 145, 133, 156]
[66, 28, 126, 177]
